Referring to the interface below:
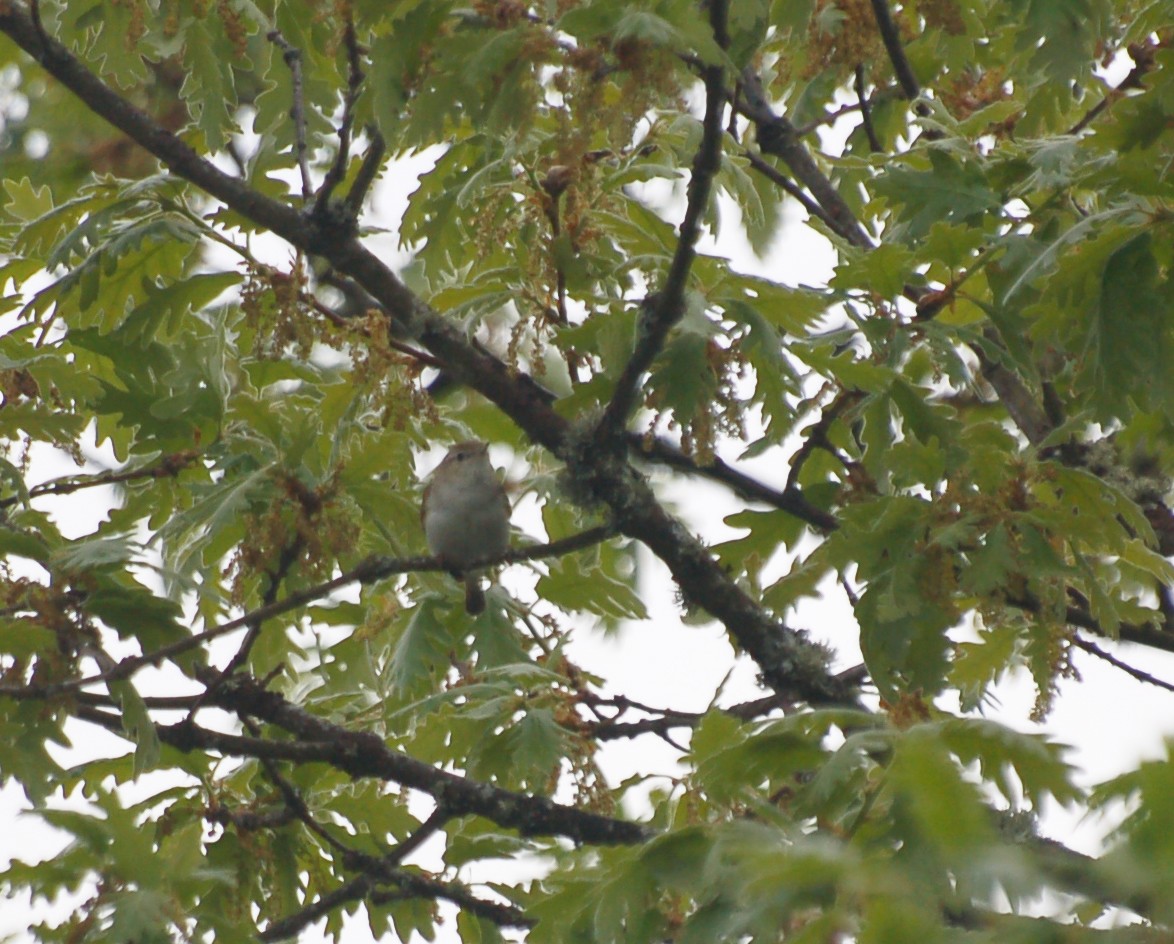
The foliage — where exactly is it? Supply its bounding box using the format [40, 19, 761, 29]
[0, 0, 1173, 941]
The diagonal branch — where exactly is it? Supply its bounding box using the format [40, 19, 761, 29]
[737, 70, 875, 250]
[595, 0, 729, 442]
[629, 433, 838, 531]
[1071, 634, 1174, 692]
[867, 0, 923, 103]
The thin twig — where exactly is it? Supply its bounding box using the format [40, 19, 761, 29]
[855, 65, 882, 152]
[1, 451, 200, 509]
[629, 434, 839, 532]
[793, 86, 899, 135]
[267, 29, 314, 199]
[741, 148, 857, 243]
[1066, 48, 1153, 136]
[1071, 634, 1174, 693]
[314, 10, 366, 212]
[343, 128, 386, 216]
[260, 876, 374, 941]
[540, 167, 571, 326]
[311, 272, 446, 367]
[784, 392, 860, 494]
[244, 716, 356, 855]
[190, 536, 306, 721]
[385, 805, 450, 866]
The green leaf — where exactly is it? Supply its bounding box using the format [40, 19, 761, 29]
[111, 681, 161, 777]
[386, 596, 457, 698]
[934, 717, 1082, 808]
[876, 150, 1000, 239]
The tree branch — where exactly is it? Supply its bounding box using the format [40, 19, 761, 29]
[0, 528, 619, 701]
[1071, 634, 1174, 693]
[737, 69, 875, 249]
[0, 450, 200, 509]
[266, 29, 314, 199]
[867, 0, 922, 102]
[313, 9, 365, 212]
[629, 433, 838, 532]
[77, 683, 650, 847]
[0, 1, 853, 707]
[854, 65, 883, 152]
[596, 2, 729, 441]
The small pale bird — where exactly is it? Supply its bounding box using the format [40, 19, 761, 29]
[421, 440, 511, 614]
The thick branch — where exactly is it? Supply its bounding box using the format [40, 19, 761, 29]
[79, 689, 648, 847]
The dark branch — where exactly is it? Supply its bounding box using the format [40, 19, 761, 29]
[343, 129, 386, 216]
[629, 434, 838, 532]
[596, 1, 729, 441]
[1, 451, 200, 509]
[314, 11, 366, 212]
[854, 65, 883, 152]
[76, 682, 650, 847]
[737, 70, 874, 249]
[741, 148, 861, 244]
[868, 0, 922, 102]
[1071, 634, 1174, 692]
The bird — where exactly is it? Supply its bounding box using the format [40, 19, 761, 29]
[421, 440, 511, 614]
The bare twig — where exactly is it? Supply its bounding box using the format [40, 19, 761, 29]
[793, 85, 900, 135]
[314, 11, 365, 212]
[266, 29, 314, 199]
[260, 876, 375, 941]
[630, 434, 839, 532]
[1, 451, 200, 509]
[1071, 634, 1174, 692]
[741, 148, 861, 244]
[187, 534, 307, 724]
[1066, 45, 1153, 135]
[343, 128, 386, 216]
[311, 271, 445, 367]
[854, 65, 883, 152]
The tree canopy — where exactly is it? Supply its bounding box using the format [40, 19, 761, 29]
[1, 0, 1174, 941]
